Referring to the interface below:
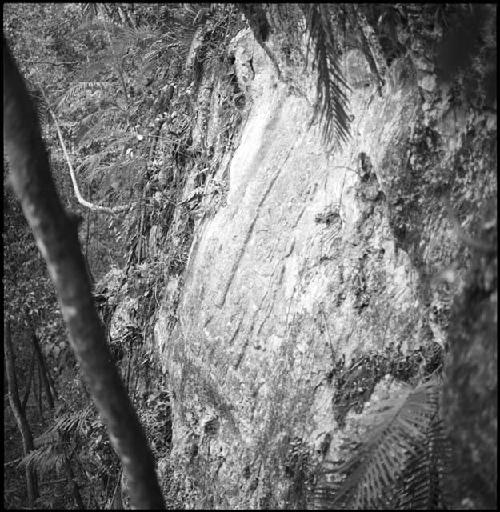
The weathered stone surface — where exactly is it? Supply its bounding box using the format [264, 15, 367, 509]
[154, 28, 497, 508]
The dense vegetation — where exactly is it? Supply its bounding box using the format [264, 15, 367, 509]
[3, 3, 496, 510]
[4, 4, 241, 507]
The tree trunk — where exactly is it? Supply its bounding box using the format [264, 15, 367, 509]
[31, 330, 54, 410]
[4, 320, 39, 507]
[3, 37, 165, 510]
[21, 346, 36, 411]
[110, 470, 124, 509]
[64, 451, 85, 509]
[35, 361, 43, 418]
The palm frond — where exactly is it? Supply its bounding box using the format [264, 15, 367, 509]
[392, 414, 452, 509]
[301, 4, 351, 149]
[75, 19, 124, 37]
[20, 445, 66, 475]
[119, 24, 161, 49]
[79, 54, 119, 78]
[76, 120, 125, 147]
[312, 379, 450, 509]
[77, 153, 106, 179]
[24, 407, 94, 477]
[21, 407, 92, 475]
[78, 109, 109, 133]
[56, 81, 114, 109]
[37, 406, 94, 444]
[241, 4, 350, 149]
[102, 156, 146, 179]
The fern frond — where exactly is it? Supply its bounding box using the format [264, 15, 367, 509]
[77, 153, 105, 177]
[102, 156, 146, 179]
[34, 429, 60, 448]
[20, 445, 66, 476]
[76, 121, 125, 147]
[141, 36, 184, 74]
[78, 109, 108, 132]
[54, 406, 93, 435]
[241, 4, 350, 148]
[313, 380, 447, 509]
[35, 406, 94, 449]
[56, 81, 114, 109]
[392, 415, 452, 509]
[120, 24, 161, 48]
[80, 54, 120, 77]
[75, 19, 124, 37]
[302, 4, 351, 149]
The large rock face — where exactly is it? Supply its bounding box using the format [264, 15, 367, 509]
[155, 29, 496, 508]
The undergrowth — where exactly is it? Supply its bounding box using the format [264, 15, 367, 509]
[311, 379, 451, 509]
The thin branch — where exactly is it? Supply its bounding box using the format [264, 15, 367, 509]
[27, 60, 78, 66]
[110, 468, 124, 509]
[39, 478, 68, 486]
[4, 457, 22, 467]
[4, 320, 39, 506]
[36, 83, 133, 215]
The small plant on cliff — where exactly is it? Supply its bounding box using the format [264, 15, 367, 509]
[312, 378, 451, 509]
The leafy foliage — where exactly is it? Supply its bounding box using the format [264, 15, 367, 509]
[302, 4, 350, 148]
[242, 3, 351, 149]
[13, 406, 97, 507]
[38, 406, 94, 444]
[312, 379, 450, 509]
[391, 414, 451, 509]
[21, 445, 66, 476]
[20, 406, 94, 476]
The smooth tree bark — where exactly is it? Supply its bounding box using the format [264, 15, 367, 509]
[3, 37, 165, 509]
[4, 320, 39, 507]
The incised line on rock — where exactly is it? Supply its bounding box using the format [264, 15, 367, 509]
[217, 132, 306, 308]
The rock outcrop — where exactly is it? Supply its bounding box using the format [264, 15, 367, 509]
[155, 24, 496, 509]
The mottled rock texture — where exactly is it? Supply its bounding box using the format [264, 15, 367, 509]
[154, 25, 496, 509]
